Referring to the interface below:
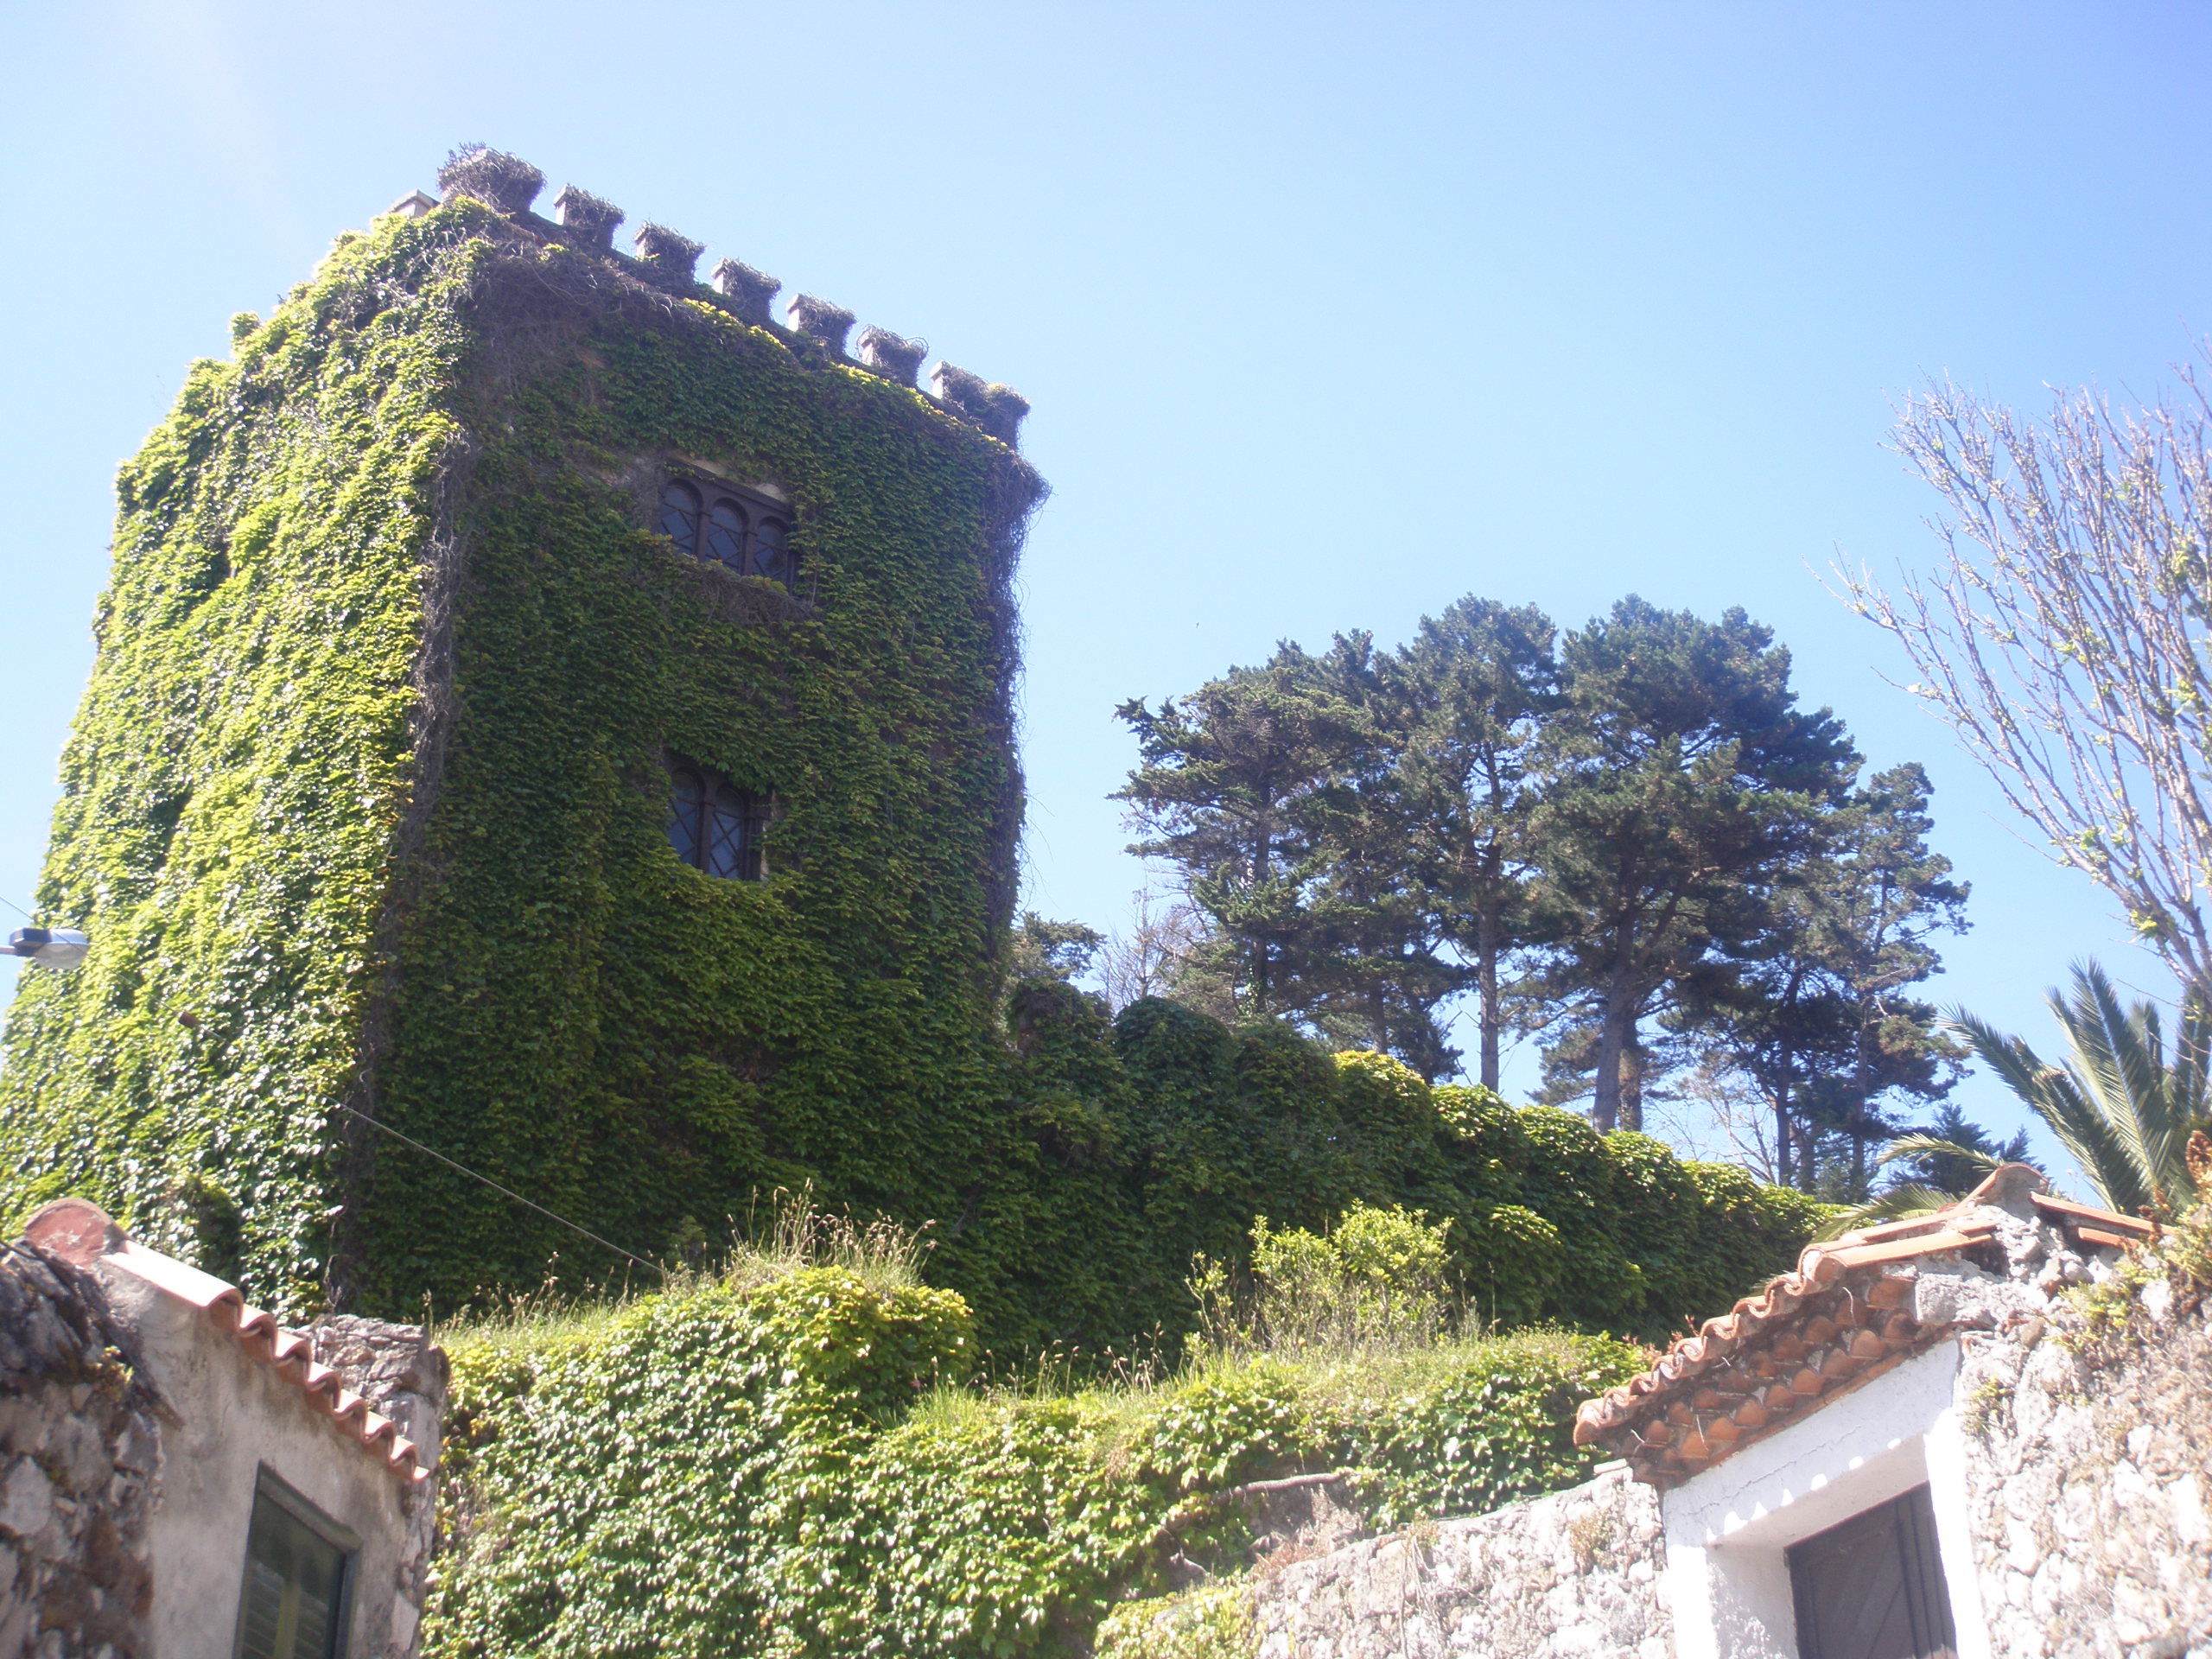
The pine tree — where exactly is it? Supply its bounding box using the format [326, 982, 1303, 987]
[1382, 599, 1560, 1090]
[1688, 763, 1968, 1192]
[1531, 599, 1858, 1132]
[1116, 645, 1363, 1020]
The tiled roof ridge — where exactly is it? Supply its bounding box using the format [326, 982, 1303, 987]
[20, 1198, 429, 1485]
[1573, 1164, 2153, 1487]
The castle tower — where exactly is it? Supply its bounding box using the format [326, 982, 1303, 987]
[0, 149, 1044, 1315]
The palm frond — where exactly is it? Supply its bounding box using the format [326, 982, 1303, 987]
[1946, 1002, 2148, 1213]
[2061, 963, 2191, 1208]
[1948, 961, 2212, 1219]
[1811, 1182, 1958, 1242]
[1875, 1135, 2003, 1173]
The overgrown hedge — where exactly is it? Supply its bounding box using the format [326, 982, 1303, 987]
[992, 983, 1828, 1350]
[423, 1261, 1642, 1659]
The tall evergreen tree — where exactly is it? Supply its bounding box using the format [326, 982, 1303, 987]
[1688, 763, 1968, 1192]
[1118, 639, 1468, 1074]
[1530, 599, 1859, 1132]
[1273, 633, 1465, 1075]
[1116, 645, 1363, 1020]
[1382, 599, 1560, 1090]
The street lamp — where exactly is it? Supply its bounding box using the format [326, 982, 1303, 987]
[8, 928, 89, 969]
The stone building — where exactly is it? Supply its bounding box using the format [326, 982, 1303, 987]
[1197, 1164, 2210, 1658]
[0, 145, 1045, 1319]
[0, 1198, 444, 1658]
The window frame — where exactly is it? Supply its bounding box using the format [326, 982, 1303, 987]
[232, 1466, 359, 1659]
[664, 755, 775, 882]
[654, 475, 802, 593]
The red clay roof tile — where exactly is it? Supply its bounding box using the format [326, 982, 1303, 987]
[22, 1198, 429, 1484]
[1573, 1164, 2149, 1486]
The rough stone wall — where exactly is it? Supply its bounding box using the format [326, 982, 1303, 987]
[1248, 1464, 1672, 1659]
[1957, 1289, 2212, 1657]
[309, 1314, 448, 1638]
[0, 1243, 161, 1659]
[0, 1243, 449, 1659]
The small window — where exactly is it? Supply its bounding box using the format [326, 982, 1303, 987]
[233, 1471, 356, 1659]
[702, 499, 747, 569]
[657, 476, 800, 591]
[1788, 1484, 1956, 1659]
[665, 759, 772, 880]
[656, 480, 702, 555]
[752, 515, 791, 585]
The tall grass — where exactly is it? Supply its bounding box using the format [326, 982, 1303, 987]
[437, 1186, 926, 1356]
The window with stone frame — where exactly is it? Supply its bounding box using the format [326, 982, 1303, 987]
[665, 758, 773, 881]
[655, 477, 798, 589]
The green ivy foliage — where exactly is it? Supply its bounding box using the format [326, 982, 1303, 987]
[423, 1262, 1640, 1659]
[994, 988, 1827, 1349]
[0, 211, 486, 1303]
[0, 194, 1825, 1352]
[0, 198, 1041, 1317]
[1092, 1585, 1253, 1659]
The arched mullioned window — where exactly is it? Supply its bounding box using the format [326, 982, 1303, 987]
[664, 758, 772, 881]
[655, 478, 801, 590]
[702, 499, 747, 569]
[657, 480, 702, 554]
[752, 515, 791, 586]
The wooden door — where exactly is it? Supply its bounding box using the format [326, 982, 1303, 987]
[1786, 1484, 1956, 1659]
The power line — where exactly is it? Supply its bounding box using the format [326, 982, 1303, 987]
[333, 1104, 665, 1281]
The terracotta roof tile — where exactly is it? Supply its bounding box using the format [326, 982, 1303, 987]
[1573, 1164, 2149, 1487]
[2032, 1189, 2155, 1236]
[22, 1198, 430, 1484]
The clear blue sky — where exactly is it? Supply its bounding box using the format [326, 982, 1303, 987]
[5, 1, 2210, 1177]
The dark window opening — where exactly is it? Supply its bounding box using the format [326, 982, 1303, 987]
[666, 760, 772, 880]
[752, 515, 791, 585]
[1788, 1484, 1956, 1659]
[655, 478, 799, 589]
[657, 480, 701, 552]
[702, 499, 747, 568]
[233, 1471, 355, 1659]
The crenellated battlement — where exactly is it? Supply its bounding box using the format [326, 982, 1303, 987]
[416, 144, 1030, 448]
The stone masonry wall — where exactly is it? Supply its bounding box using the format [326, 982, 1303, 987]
[0, 1244, 450, 1659]
[0, 1242, 161, 1659]
[1957, 1286, 2212, 1657]
[309, 1313, 448, 1645]
[1247, 1463, 1671, 1659]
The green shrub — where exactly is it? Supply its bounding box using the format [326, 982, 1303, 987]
[423, 1255, 1643, 1659]
[1461, 1203, 1564, 1328]
[1347, 1328, 1642, 1528]
[1093, 1584, 1253, 1659]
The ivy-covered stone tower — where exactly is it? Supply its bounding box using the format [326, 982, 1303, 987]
[0, 148, 1044, 1315]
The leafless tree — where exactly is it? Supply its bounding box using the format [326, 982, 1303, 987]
[1841, 360, 2212, 999]
[1095, 882, 1222, 1014]
[1649, 1054, 1784, 1184]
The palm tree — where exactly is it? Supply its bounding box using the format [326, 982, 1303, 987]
[1947, 961, 2209, 1220]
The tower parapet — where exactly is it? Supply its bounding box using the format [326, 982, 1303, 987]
[709, 259, 780, 326]
[550, 184, 623, 251]
[435, 144, 544, 215]
[399, 147, 1030, 448]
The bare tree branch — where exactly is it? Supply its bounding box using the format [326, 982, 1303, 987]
[1839, 359, 2212, 997]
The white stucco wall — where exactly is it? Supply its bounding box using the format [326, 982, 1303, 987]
[1659, 1339, 1990, 1659]
[92, 1260, 422, 1659]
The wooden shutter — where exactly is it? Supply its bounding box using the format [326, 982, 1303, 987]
[233, 1475, 353, 1659]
